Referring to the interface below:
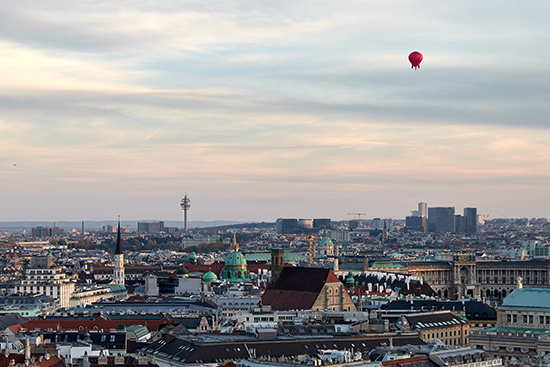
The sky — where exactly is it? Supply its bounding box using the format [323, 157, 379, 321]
[1, 1, 550, 222]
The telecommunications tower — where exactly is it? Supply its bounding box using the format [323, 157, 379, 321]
[180, 194, 191, 232]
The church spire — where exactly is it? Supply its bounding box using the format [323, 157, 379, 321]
[233, 230, 239, 252]
[115, 216, 123, 255]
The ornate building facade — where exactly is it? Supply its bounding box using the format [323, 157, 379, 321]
[378, 254, 550, 300]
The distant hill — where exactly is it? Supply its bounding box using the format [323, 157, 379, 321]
[0, 220, 250, 230]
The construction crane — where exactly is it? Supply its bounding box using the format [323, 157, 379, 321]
[348, 213, 366, 220]
[0, 241, 21, 269]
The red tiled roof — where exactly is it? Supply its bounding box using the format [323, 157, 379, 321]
[35, 355, 64, 367]
[21, 315, 172, 332]
[0, 354, 25, 367]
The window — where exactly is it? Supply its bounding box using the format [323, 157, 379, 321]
[513, 315, 517, 323]
[529, 315, 534, 323]
[524, 315, 528, 323]
[110, 335, 115, 342]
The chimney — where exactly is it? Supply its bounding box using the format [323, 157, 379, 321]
[25, 338, 30, 361]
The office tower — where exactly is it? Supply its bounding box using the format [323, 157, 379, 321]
[276, 218, 298, 234]
[427, 207, 455, 233]
[406, 216, 427, 232]
[313, 218, 332, 229]
[464, 207, 478, 233]
[137, 221, 165, 234]
[298, 218, 313, 229]
[373, 218, 393, 230]
[455, 215, 466, 233]
[418, 202, 428, 217]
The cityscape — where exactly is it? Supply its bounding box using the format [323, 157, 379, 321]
[0, 197, 549, 367]
[2, 1, 550, 367]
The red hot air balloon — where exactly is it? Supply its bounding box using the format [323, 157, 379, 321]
[408, 51, 423, 69]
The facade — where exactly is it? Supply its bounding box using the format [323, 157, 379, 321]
[418, 202, 428, 218]
[405, 216, 427, 232]
[137, 221, 165, 233]
[381, 255, 550, 300]
[262, 267, 357, 312]
[464, 208, 477, 233]
[397, 310, 470, 346]
[470, 285, 550, 363]
[31, 226, 64, 237]
[298, 218, 313, 229]
[276, 218, 298, 234]
[317, 235, 335, 258]
[11, 251, 74, 309]
[373, 218, 393, 230]
[427, 207, 455, 233]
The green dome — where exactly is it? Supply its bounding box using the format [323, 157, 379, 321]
[225, 251, 247, 267]
[203, 270, 217, 283]
[222, 250, 250, 282]
[318, 236, 333, 247]
[189, 252, 198, 264]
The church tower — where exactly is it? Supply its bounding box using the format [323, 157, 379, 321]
[113, 217, 125, 286]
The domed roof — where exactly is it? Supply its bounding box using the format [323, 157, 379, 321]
[225, 251, 247, 267]
[318, 236, 333, 247]
[176, 266, 189, 276]
[203, 270, 217, 282]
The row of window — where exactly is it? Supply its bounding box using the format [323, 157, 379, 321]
[506, 314, 550, 325]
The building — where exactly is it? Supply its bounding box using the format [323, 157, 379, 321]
[317, 235, 335, 258]
[418, 202, 428, 218]
[427, 207, 455, 233]
[298, 218, 313, 229]
[220, 233, 250, 283]
[137, 221, 165, 234]
[31, 226, 64, 237]
[275, 218, 298, 234]
[397, 310, 470, 346]
[380, 299, 496, 330]
[373, 218, 393, 231]
[313, 218, 332, 229]
[405, 216, 427, 232]
[464, 208, 477, 234]
[11, 251, 75, 309]
[262, 267, 357, 312]
[139, 332, 423, 366]
[470, 283, 550, 363]
[113, 220, 125, 286]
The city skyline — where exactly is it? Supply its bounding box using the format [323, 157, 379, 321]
[1, 1, 550, 221]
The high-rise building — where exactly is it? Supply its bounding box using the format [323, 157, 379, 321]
[418, 202, 428, 217]
[464, 207, 478, 233]
[427, 207, 455, 233]
[313, 218, 332, 229]
[298, 218, 313, 229]
[406, 216, 427, 232]
[275, 218, 298, 234]
[373, 218, 393, 230]
[137, 221, 165, 234]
